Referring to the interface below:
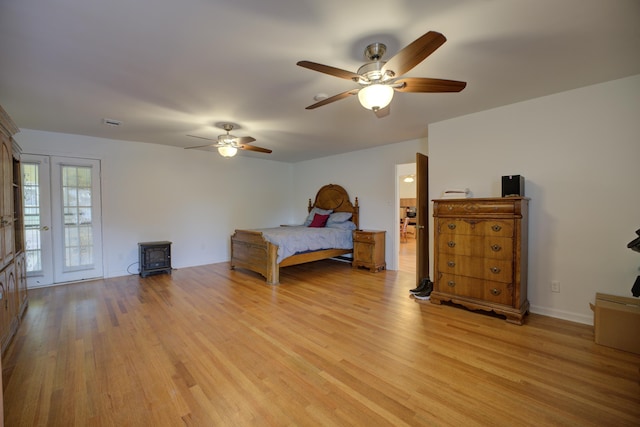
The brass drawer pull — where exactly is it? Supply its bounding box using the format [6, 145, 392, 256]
[447, 223, 456, 230]
[447, 281, 456, 287]
[447, 261, 456, 267]
[490, 288, 501, 296]
[490, 267, 501, 274]
[491, 244, 502, 252]
[492, 224, 502, 232]
[447, 241, 456, 248]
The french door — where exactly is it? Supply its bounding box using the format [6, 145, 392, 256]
[22, 155, 103, 287]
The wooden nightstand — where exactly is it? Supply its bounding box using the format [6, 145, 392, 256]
[352, 230, 386, 272]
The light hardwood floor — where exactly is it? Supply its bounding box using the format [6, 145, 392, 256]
[3, 260, 639, 426]
[399, 235, 416, 274]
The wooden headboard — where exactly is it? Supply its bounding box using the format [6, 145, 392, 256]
[307, 184, 359, 228]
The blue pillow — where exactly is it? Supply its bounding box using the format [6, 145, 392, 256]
[304, 207, 333, 226]
[326, 220, 356, 230]
[327, 212, 352, 225]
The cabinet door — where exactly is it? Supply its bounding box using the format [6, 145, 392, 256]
[15, 252, 27, 315]
[0, 138, 13, 269]
[354, 241, 373, 264]
[0, 269, 8, 346]
[0, 264, 17, 352]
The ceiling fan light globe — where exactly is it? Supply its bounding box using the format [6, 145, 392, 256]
[358, 84, 394, 111]
[218, 145, 238, 158]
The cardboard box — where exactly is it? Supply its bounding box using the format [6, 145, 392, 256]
[591, 293, 640, 354]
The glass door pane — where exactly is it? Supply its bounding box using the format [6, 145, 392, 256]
[62, 165, 95, 271]
[22, 162, 42, 273]
[51, 157, 102, 283]
[21, 154, 53, 287]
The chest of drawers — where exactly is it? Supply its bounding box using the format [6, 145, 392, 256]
[430, 197, 529, 324]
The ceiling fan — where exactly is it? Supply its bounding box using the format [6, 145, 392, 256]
[185, 123, 272, 158]
[297, 31, 466, 117]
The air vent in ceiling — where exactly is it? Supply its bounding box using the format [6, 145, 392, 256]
[103, 118, 122, 127]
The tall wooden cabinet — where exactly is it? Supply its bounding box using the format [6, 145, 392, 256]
[0, 104, 28, 354]
[430, 197, 529, 325]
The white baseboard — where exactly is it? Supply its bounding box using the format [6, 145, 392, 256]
[530, 304, 593, 325]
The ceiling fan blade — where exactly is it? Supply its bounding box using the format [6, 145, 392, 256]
[239, 144, 272, 154]
[297, 61, 361, 81]
[186, 134, 217, 142]
[234, 136, 256, 144]
[184, 144, 217, 150]
[394, 77, 467, 93]
[305, 89, 360, 109]
[382, 31, 446, 77]
[374, 104, 391, 118]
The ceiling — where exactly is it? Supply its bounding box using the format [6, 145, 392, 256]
[1, 0, 639, 163]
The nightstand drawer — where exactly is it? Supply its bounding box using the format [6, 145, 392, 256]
[353, 231, 376, 243]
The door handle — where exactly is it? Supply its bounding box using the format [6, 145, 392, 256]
[41, 226, 50, 231]
[415, 225, 424, 229]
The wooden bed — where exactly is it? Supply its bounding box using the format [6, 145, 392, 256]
[230, 184, 359, 285]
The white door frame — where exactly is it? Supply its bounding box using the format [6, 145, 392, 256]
[22, 155, 103, 287]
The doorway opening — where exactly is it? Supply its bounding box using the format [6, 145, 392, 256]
[397, 162, 416, 274]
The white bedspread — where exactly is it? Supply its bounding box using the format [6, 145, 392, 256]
[256, 226, 353, 264]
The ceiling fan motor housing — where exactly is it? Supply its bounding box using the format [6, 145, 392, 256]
[357, 61, 394, 84]
[364, 42, 386, 61]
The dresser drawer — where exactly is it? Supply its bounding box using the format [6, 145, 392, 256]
[437, 273, 514, 306]
[437, 255, 513, 283]
[437, 235, 514, 260]
[437, 218, 514, 237]
[434, 199, 519, 216]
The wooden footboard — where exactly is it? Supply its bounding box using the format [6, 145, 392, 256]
[230, 230, 279, 285]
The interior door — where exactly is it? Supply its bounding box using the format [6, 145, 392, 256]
[22, 155, 103, 286]
[416, 153, 430, 286]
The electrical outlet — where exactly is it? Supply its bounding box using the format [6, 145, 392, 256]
[551, 281, 560, 293]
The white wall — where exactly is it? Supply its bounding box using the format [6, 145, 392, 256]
[14, 75, 639, 325]
[292, 138, 428, 271]
[15, 130, 294, 278]
[429, 74, 640, 324]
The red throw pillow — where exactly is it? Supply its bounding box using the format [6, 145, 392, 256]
[308, 213, 329, 228]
